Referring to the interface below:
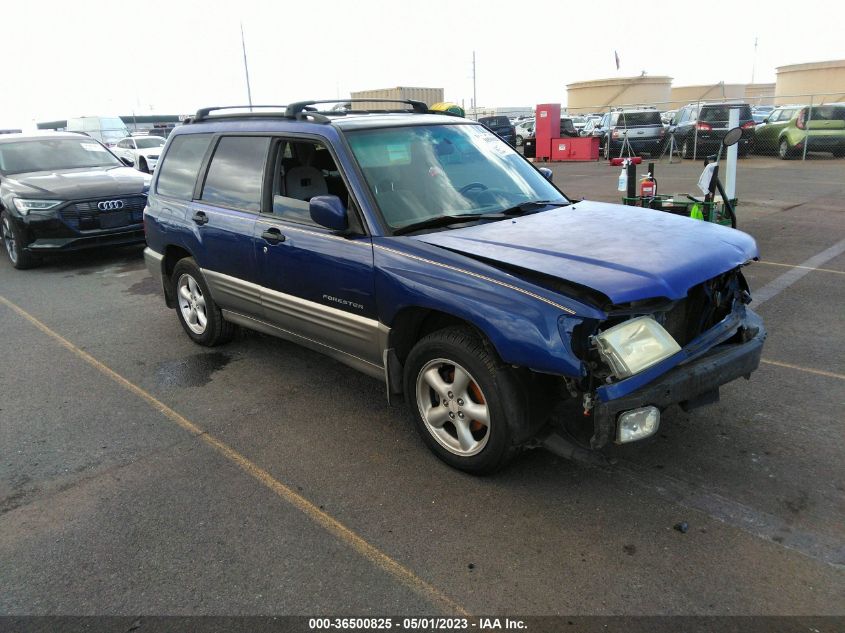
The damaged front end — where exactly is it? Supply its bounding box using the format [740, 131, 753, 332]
[560, 267, 767, 450]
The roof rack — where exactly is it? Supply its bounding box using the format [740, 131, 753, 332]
[188, 105, 290, 124]
[187, 99, 433, 126]
[286, 99, 428, 120]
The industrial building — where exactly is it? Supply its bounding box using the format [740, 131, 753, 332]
[349, 87, 444, 109]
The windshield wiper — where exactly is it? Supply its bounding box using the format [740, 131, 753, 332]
[392, 201, 571, 236]
[497, 199, 570, 216]
[393, 214, 489, 236]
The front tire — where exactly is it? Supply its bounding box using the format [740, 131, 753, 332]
[171, 258, 235, 346]
[778, 139, 794, 160]
[1, 211, 38, 269]
[138, 157, 149, 173]
[404, 327, 528, 474]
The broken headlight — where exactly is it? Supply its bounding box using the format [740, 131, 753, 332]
[594, 316, 681, 379]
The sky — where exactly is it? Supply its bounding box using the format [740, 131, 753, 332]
[2, 0, 844, 129]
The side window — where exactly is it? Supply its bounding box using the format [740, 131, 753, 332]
[268, 139, 350, 226]
[769, 110, 782, 123]
[156, 134, 213, 200]
[781, 109, 796, 122]
[117, 140, 127, 149]
[200, 136, 270, 212]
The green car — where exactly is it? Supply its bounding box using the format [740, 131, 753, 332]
[754, 103, 845, 159]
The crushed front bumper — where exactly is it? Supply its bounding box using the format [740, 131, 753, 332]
[589, 309, 766, 449]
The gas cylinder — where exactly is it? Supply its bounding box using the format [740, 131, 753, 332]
[640, 173, 656, 198]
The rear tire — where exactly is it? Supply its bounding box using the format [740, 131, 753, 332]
[681, 138, 692, 159]
[403, 327, 528, 474]
[1, 211, 38, 270]
[171, 257, 235, 346]
[515, 135, 523, 147]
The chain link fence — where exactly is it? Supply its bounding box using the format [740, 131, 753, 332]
[509, 92, 845, 162]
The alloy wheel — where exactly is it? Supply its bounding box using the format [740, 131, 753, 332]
[2, 217, 18, 264]
[415, 358, 491, 457]
[177, 273, 208, 335]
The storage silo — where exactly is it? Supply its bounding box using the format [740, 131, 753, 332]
[566, 75, 672, 114]
[775, 60, 845, 104]
[670, 83, 747, 109]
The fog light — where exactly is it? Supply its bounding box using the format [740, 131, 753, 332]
[616, 406, 660, 443]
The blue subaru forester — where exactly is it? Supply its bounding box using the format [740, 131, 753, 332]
[143, 100, 766, 473]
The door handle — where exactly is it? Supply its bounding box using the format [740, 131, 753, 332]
[261, 228, 286, 245]
[192, 211, 209, 226]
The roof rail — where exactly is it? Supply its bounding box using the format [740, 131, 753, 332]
[188, 105, 289, 124]
[186, 99, 434, 126]
[286, 99, 429, 119]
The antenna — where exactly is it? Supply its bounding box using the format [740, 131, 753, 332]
[472, 51, 477, 121]
[241, 22, 253, 111]
[751, 36, 758, 84]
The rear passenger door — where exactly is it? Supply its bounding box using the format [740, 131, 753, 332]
[252, 137, 382, 370]
[187, 135, 271, 318]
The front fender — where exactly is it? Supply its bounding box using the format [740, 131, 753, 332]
[374, 240, 602, 377]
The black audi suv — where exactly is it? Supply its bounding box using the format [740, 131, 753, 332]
[0, 132, 150, 269]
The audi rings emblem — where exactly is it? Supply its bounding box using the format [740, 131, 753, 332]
[97, 200, 125, 211]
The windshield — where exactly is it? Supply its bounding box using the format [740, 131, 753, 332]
[346, 124, 568, 230]
[0, 138, 122, 175]
[135, 137, 166, 149]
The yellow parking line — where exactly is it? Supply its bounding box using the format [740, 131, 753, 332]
[761, 359, 845, 381]
[757, 261, 845, 275]
[0, 294, 468, 617]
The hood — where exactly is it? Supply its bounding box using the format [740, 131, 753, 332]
[413, 201, 758, 305]
[2, 166, 149, 200]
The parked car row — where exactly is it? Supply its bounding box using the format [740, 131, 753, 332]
[0, 102, 768, 474]
[571, 101, 844, 160]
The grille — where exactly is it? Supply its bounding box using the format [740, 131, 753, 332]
[60, 195, 146, 230]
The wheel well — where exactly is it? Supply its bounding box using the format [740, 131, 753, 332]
[389, 308, 486, 366]
[162, 245, 192, 307]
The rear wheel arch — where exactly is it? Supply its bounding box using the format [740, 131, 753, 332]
[162, 245, 193, 307]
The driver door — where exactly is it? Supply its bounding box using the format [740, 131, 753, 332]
[253, 138, 382, 372]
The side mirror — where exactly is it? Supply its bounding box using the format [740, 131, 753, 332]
[762, 118, 769, 124]
[120, 157, 134, 166]
[723, 126, 743, 147]
[538, 167, 553, 182]
[309, 195, 349, 232]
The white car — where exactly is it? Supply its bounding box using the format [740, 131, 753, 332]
[514, 119, 535, 146]
[112, 136, 166, 173]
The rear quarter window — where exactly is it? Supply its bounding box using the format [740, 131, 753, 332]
[200, 136, 270, 212]
[156, 134, 213, 199]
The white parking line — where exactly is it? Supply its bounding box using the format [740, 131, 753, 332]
[753, 238, 845, 307]
[757, 261, 845, 276]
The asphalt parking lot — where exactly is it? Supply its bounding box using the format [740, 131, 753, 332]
[1, 155, 843, 617]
